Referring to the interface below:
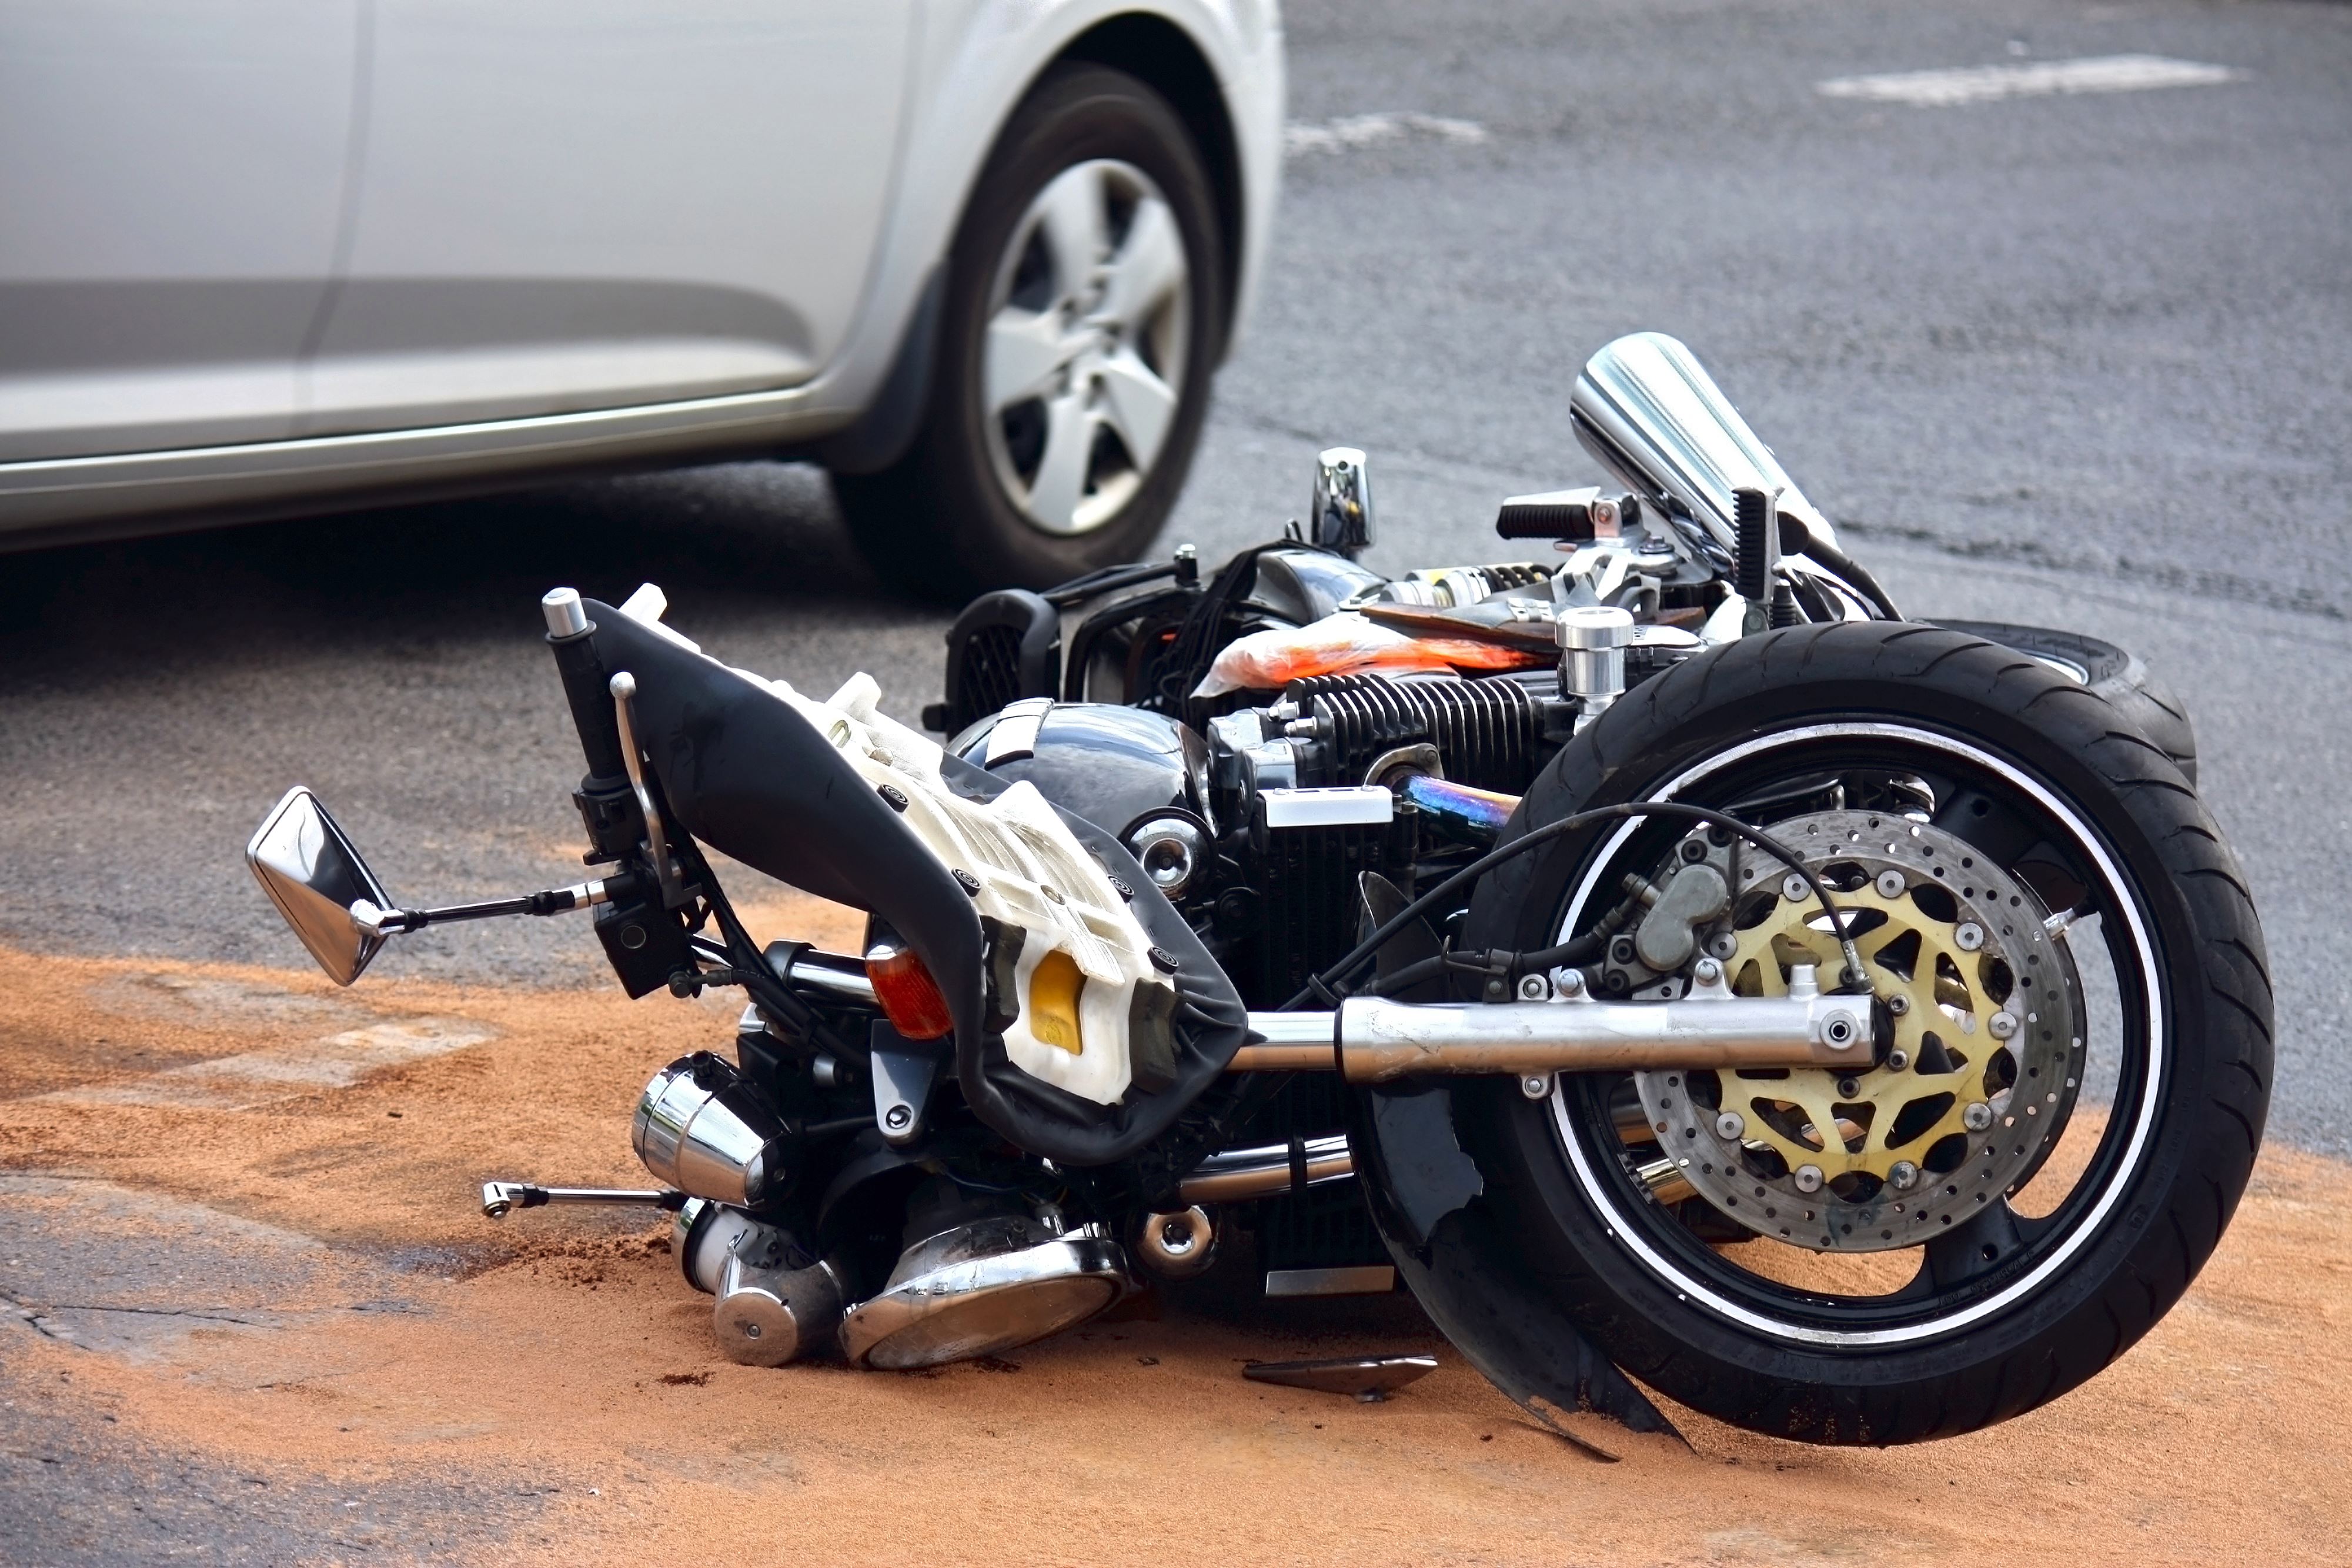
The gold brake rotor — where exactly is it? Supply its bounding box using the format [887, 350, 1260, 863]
[1633, 809, 2085, 1252]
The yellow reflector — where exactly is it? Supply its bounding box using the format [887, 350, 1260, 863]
[1027, 950, 1087, 1055]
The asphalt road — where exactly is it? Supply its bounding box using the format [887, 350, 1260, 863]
[2, 1, 2348, 1086]
[4, 1, 2351, 1558]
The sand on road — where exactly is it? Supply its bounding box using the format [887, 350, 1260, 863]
[1, 920, 2345, 1566]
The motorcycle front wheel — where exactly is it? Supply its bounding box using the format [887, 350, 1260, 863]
[1446, 622, 2270, 1443]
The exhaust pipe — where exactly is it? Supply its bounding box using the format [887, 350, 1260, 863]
[1176, 1135, 1354, 1205]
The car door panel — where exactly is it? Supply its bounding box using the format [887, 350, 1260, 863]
[0, 0, 357, 462]
[300, 0, 915, 436]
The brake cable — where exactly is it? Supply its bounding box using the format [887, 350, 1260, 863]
[1280, 801, 1869, 1011]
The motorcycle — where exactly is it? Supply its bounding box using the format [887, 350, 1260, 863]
[245, 332, 2269, 1446]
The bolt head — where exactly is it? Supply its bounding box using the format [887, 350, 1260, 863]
[1888, 1161, 1920, 1192]
[1822, 1012, 1858, 1049]
[1989, 1010, 2019, 1039]
[1519, 1075, 1552, 1101]
[1553, 968, 1587, 997]
[1517, 974, 1549, 1001]
[1782, 873, 1810, 903]
[1692, 957, 1723, 985]
[1837, 1076, 1860, 1099]
[1715, 1111, 1745, 1140]
[1955, 922, 1985, 952]
[1875, 869, 1906, 899]
[1962, 1101, 1994, 1131]
[1793, 1164, 1825, 1193]
[885, 1105, 912, 1130]
[1886, 994, 1910, 1017]
[1887, 1049, 1910, 1071]
[1706, 931, 1739, 961]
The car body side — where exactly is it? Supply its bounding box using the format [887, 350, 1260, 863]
[0, 0, 1283, 549]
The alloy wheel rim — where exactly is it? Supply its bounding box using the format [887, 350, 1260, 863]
[981, 158, 1191, 538]
[1545, 721, 2167, 1348]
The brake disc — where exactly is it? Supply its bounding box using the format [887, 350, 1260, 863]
[1635, 809, 2086, 1252]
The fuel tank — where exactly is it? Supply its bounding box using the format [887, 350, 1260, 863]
[948, 701, 1212, 841]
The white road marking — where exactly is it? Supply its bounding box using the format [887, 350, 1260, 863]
[38, 1018, 495, 1110]
[1817, 55, 2241, 109]
[1285, 113, 1489, 158]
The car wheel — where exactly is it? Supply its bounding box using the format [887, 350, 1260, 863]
[835, 63, 1225, 601]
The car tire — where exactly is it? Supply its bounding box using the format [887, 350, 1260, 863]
[834, 63, 1226, 601]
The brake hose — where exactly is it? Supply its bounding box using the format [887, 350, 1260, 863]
[1281, 801, 1869, 1011]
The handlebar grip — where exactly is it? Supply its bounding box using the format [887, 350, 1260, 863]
[546, 609, 629, 786]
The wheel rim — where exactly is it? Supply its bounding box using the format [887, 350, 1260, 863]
[1545, 721, 2169, 1348]
[980, 158, 1191, 539]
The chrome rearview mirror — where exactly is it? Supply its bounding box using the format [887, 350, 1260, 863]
[245, 786, 394, 986]
[1569, 332, 1835, 550]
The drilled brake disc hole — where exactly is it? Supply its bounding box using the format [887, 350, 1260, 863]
[1629, 807, 2084, 1253]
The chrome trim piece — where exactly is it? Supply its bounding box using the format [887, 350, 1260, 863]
[983, 696, 1053, 765]
[769, 947, 877, 1007]
[1227, 995, 1855, 1081]
[1259, 785, 1395, 829]
[1134, 1206, 1218, 1279]
[1332, 992, 1859, 1082]
[540, 587, 589, 638]
[1177, 1135, 1353, 1204]
[1263, 1265, 1396, 1298]
[1549, 721, 2166, 1349]
[0, 380, 833, 534]
[839, 1221, 1137, 1370]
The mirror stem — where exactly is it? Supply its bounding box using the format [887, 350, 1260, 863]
[352, 878, 619, 938]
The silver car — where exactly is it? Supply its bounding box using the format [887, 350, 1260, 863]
[0, 1, 1284, 596]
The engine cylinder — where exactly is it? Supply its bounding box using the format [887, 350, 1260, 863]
[1298, 672, 1544, 794]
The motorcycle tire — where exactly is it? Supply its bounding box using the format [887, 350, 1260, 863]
[834, 63, 1225, 601]
[1441, 621, 2269, 1443]
[1933, 619, 2197, 784]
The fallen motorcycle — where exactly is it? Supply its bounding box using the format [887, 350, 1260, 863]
[246, 332, 2268, 1446]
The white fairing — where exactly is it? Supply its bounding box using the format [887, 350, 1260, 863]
[616, 590, 1167, 1106]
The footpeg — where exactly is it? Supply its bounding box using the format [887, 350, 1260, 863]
[480, 1181, 685, 1219]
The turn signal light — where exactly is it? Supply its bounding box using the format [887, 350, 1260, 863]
[866, 942, 955, 1040]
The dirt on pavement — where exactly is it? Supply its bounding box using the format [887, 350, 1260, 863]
[1, 915, 2345, 1566]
